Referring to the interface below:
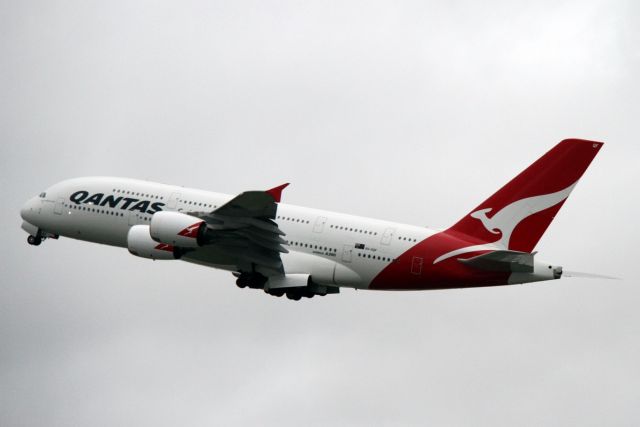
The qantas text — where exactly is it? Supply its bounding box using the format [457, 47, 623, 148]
[70, 191, 165, 214]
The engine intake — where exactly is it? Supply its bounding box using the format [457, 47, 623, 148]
[127, 225, 181, 260]
[150, 211, 206, 248]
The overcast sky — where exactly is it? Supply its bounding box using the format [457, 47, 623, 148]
[1, 0, 639, 426]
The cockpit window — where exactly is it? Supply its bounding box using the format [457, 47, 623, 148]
[39, 192, 46, 198]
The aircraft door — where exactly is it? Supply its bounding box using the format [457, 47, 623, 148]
[54, 197, 64, 215]
[313, 216, 327, 233]
[342, 244, 353, 263]
[128, 211, 139, 226]
[381, 227, 395, 245]
[167, 192, 181, 210]
[411, 256, 423, 275]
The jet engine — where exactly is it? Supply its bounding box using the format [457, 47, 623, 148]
[149, 211, 206, 248]
[127, 225, 181, 260]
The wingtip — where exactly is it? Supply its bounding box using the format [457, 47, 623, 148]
[266, 183, 290, 203]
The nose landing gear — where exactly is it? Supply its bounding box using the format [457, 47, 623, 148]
[27, 235, 42, 246]
[26, 229, 57, 246]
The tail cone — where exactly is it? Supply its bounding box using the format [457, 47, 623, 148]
[553, 266, 563, 279]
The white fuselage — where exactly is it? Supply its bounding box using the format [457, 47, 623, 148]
[21, 177, 435, 289]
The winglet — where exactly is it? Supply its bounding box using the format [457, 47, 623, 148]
[266, 183, 290, 203]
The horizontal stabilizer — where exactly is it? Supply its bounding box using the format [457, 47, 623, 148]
[458, 250, 535, 273]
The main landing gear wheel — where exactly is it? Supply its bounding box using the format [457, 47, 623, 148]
[27, 235, 42, 246]
[236, 272, 267, 289]
[236, 275, 249, 288]
[268, 289, 285, 297]
[286, 291, 302, 301]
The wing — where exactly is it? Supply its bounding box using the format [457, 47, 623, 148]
[183, 183, 290, 276]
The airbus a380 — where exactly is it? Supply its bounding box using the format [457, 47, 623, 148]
[20, 139, 602, 300]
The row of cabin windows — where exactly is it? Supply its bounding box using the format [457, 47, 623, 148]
[66, 203, 125, 217]
[357, 253, 394, 262]
[275, 217, 381, 238]
[66, 203, 154, 222]
[113, 189, 219, 210]
[178, 199, 217, 209]
[277, 216, 311, 224]
[287, 241, 337, 253]
[330, 224, 377, 236]
[113, 189, 163, 200]
[398, 236, 418, 242]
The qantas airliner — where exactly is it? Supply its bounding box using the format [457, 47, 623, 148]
[20, 139, 602, 300]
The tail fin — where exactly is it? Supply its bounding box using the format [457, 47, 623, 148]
[447, 139, 603, 252]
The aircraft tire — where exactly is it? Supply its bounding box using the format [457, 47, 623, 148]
[286, 291, 301, 301]
[27, 235, 41, 246]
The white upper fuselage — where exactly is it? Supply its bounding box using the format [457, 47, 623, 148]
[21, 177, 435, 289]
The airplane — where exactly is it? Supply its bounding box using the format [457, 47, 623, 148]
[20, 139, 603, 300]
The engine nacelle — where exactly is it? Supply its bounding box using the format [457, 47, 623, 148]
[127, 225, 180, 260]
[149, 211, 206, 248]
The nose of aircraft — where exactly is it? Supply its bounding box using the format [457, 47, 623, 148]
[20, 197, 39, 223]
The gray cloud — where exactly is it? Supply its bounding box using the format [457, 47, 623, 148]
[1, 0, 639, 426]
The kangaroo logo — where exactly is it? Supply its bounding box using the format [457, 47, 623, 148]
[433, 182, 577, 264]
[178, 221, 204, 238]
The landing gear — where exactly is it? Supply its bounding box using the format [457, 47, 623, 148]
[286, 290, 302, 301]
[235, 272, 267, 289]
[268, 289, 285, 298]
[26, 229, 55, 246]
[283, 288, 316, 300]
[234, 272, 339, 301]
[235, 275, 249, 288]
[27, 235, 42, 246]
